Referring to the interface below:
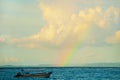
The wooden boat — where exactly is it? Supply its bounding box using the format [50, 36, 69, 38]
[14, 72, 52, 78]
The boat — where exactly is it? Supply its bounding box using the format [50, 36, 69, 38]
[14, 72, 52, 78]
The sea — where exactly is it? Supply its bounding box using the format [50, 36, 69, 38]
[0, 67, 120, 80]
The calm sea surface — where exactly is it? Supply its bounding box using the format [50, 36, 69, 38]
[0, 67, 120, 80]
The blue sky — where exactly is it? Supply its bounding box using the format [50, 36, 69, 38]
[0, 0, 43, 37]
[0, 0, 120, 66]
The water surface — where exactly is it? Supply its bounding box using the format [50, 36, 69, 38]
[0, 67, 120, 80]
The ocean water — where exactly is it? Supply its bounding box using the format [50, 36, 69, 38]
[0, 67, 120, 80]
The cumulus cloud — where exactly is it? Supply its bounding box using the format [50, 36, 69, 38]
[0, 36, 5, 42]
[105, 7, 119, 22]
[1, 1, 119, 48]
[0, 35, 12, 43]
[26, 4, 119, 47]
[106, 30, 120, 44]
[4, 57, 19, 63]
[0, 35, 20, 44]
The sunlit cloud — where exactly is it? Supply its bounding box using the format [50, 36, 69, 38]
[0, 1, 119, 49]
[4, 57, 19, 63]
[17, 43, 39, 49]
[105, 7, 119, 22]
[26, 4, 119, 47]
[0, 36, 5, 42]
[106, 30, 120, 44]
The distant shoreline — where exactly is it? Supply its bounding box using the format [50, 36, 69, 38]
[0, 63, 120, 68]
[0, 66, 120, 69]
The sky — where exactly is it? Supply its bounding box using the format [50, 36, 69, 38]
[0, 0, 120, 66]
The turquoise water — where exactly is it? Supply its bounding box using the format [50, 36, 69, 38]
[0, 67, 120, 80]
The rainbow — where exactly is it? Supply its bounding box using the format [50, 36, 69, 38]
[56, 26, 91, 66]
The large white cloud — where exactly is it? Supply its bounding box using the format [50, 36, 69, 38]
[1, 1, 119, 48]
[26, 3, 119, 47]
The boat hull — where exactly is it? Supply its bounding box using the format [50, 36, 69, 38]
[14, 72, 52, 78]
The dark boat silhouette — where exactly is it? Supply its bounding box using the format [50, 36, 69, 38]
[14, 72, 52, 78]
